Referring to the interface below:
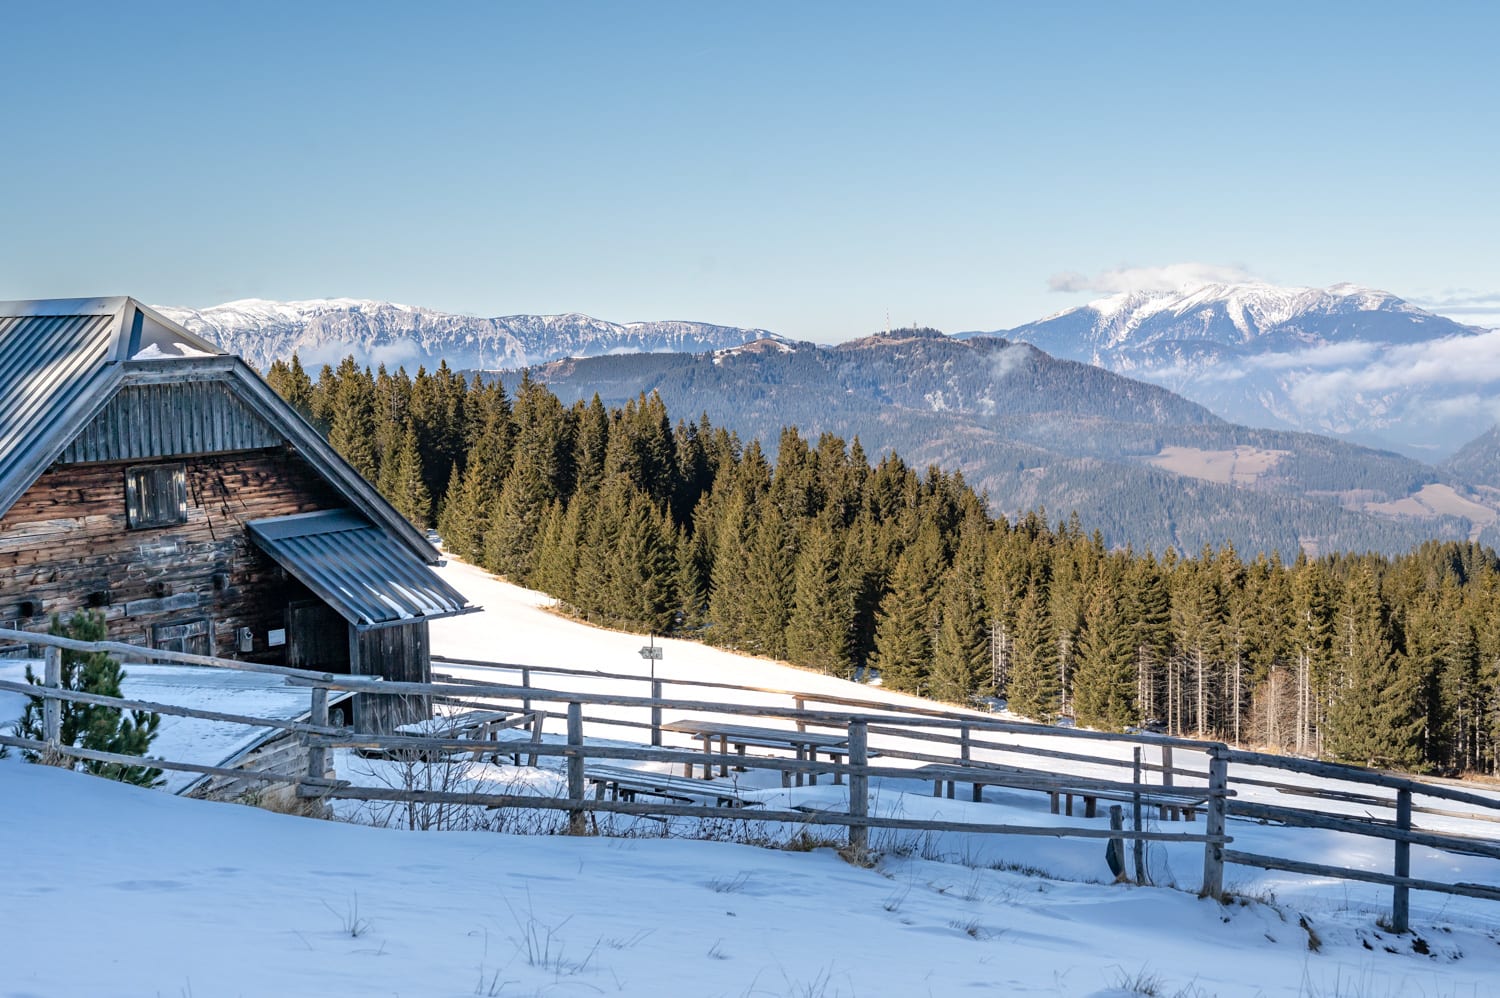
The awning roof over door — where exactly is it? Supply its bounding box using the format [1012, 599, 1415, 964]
[247, 510, 476, 630]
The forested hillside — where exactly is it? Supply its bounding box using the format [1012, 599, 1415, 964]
[519, 332, 1476, 556]
[266, 354, 1500, 777]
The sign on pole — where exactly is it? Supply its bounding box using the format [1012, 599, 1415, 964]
[639, 646, 664, 661]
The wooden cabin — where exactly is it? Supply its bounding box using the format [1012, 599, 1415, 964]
[0, 297, 477, 732]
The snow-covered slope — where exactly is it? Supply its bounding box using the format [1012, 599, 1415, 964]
[992, 282, 1495, 457]
[155, 298, 780, 372]
[4, 561, 1500, 996]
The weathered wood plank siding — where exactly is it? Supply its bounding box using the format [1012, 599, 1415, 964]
[0, 447, 344, 661]
[61, 382, 282, 463]
[353, 622, 431, 733]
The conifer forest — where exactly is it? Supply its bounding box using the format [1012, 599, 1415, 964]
[268, 355, 1500, 777]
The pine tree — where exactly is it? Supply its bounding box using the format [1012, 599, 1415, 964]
[326, 356, 378, 480]
[1072, 580, 1138, 731]
[17, 612, 162, 787]
[786, 513, 854, 677]
[741, 504, 796, 659]
[1006, 587, 1059, 721]
[266, 353, 315, 422]
[1324, 565, 1424, 769]
[929, 568, 989, 706]
[870, 525, 946, 694]
[382, 425, 433, 528]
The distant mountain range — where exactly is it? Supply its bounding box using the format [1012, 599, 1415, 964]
[971, 282, 1496, 459]
[155, 299, 778, 372]
[512, 330, 1498, 557]
[158, 288, 1500, 555]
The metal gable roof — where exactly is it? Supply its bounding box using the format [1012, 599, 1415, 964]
[0, 297, 227, 514]
[0, 296, 449, 572]
[247, 510, 476, 630]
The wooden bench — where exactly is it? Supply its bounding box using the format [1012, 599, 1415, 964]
[661, 719, 852, 787]
[584, 765, 761, 809]
[912, 763, 1210, 821]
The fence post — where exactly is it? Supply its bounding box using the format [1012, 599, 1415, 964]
[42, 645, 62, 752]
[1132, 747, 1146, 885]
[960, 723, 971, 764]
[1201, 744, 1228, 900]
[521, 667, 532, 718]
[847, 718, 868, 856]
[651, 678, 663, 747]
[567, 701, 586, 835]
[1161, 744, 1176, 821]
[306, 685, 329, 786]
[1392, 787, 1412, 933]
[794, 697, 806, 734]
[1106, 805, 1126, 880]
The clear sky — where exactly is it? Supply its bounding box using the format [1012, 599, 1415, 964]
[3, 1, 1497, 340]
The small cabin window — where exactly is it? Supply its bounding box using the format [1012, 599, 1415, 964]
[152, 618, 211, 657]
[125, 463, 187, 529]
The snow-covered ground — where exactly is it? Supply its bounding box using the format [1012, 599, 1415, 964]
[3, 558, 1500, 996]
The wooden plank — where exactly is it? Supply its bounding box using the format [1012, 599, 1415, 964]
[1223, 849, 1500, 904]
[0, 678, 340, 736]
[1226, 748, 1500, 812]
[0, 733, 344, 789]
[1227, 801, 1500, 860]
[316, 784, 1230, 843]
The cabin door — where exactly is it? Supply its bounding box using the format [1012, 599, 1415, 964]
[285, 601, 350, 673]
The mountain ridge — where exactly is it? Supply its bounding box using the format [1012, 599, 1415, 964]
[155, 299, 780, 372]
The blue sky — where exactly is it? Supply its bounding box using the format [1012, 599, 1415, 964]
[2, 2, 1497, 340]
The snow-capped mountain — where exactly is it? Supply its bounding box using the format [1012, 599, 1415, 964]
[154, 299, 780, 372]
[985, 282, 1494, 457]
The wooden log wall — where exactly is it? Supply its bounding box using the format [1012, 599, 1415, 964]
[0, 446, 345, 662]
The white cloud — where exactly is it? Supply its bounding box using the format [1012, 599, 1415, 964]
[1409, 289, 1500, 330]
[1047, 263, 1261, 296]
[1286, 328, 1500, 410]
[989, 342, 1033, 380]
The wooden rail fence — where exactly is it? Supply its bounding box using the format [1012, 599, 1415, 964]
[4, 631, 1499, 932]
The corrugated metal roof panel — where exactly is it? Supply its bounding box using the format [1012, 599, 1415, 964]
[247, 509, 475, 630]
[0, 312, 118, 482]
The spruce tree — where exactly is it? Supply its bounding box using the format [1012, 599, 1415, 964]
[929, 569, 989, 706]
[326, 356, 378, 481]
[741, 504, 796, 659]
[1325, 565, 1423, 769]
[786, 513, 854, 677]
[870, 525, 946, 694]
[17, 612, 161, 787]
[1072, 581, 1138, 731]
[1006, 587, 1060, 721]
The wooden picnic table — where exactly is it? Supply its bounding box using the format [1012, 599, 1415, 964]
[912, 762, 1211, 821]
[584, 765, 761, 809]
[394, 707, 545, 765]
[661, 719, 851, 787]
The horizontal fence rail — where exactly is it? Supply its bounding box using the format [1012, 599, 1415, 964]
[5, 629, 1499, 930]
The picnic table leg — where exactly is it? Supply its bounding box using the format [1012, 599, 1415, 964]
[808, 746, 819, 787]
[735, 743, 747, 772]
[932, 779, 942, 797]
[971, 782, 982, 803]
[1050, 792, 1060, 814]
[831, 751, 843, 786]
[702, 735, 714, 779]
[1065, 793, 1075, 816]
[946, 779, 956, 800]
[1085, 796, 1097, 819]
[718, 735, 729, 778]
[795, 745, 806, 788]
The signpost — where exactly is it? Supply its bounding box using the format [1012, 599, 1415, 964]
[640, 635, 664, 746]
